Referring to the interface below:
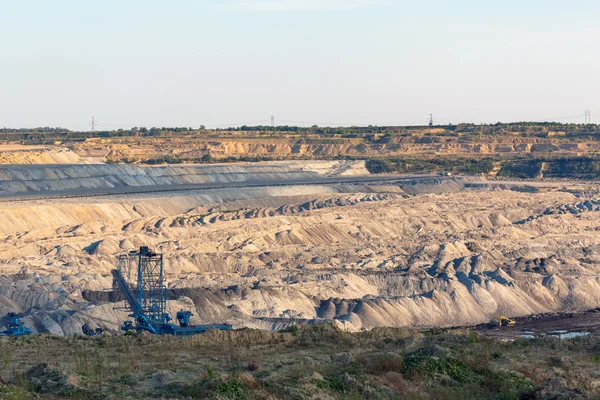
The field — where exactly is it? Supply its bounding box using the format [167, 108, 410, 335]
[1, 324, 598, 399]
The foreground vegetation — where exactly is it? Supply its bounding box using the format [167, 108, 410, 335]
[0, 324, 597, 399]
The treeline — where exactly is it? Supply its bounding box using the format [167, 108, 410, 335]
[114, 153, 301, 165]
[366, 157, 496, 175]
[220, 125, 412, 135]
[366, 155, 600, 180]
[220, 123, 600, 138]
[2, 122, 600, 145]
[0, 127, 201, 144]
[497, 156, 600, 179]
[95, 126, 196, 138]
[0, 127, 70, 133]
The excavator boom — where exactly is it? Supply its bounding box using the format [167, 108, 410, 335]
[111, 269, 143, 318]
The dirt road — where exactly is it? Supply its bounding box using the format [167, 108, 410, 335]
[475, 309, 600, 339]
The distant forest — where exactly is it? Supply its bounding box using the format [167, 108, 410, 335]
[2, 122, 599, 135]
[1, 122, 600, 146]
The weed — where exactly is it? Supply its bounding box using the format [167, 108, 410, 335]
[205, 363, 215, 379]
[246, 361, 259, 371]
[111, 373, 135, 385]
[0, 385, 31, 400]
[73, 343, 89, 376]
[2, 343, 13, 370]
[61, 388, 106, 399]
[278, 324, 300, 336]
[403, 353, 470, 383]
[363, 354, 403, 374]
[216, 377, 252, 399]
[91, 349, 105, 386]
[0, 327, 590, 399]
[548, 356, 564, 368]
[341, 361, 365, 376]
[316, 377, 347, 392]
[470, 330, 478, 344]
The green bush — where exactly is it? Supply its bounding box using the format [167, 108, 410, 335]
[402, 351, 535, 398]
[278, 324, 299, 336]
[316, 377, 347, 392]
[216, 378, 252, 399]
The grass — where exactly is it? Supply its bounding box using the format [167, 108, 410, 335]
[0, 325, 597, 399]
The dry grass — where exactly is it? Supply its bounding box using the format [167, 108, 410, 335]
[0, 325, 598, 399]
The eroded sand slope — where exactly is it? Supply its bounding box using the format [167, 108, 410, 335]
[1, 171, 600, 334]
[0, 160, 368, 196]
[73, 135, 600, 161]
[0, 146, 85, 164]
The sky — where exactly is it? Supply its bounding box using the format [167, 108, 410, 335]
[0, 0, 599, 130]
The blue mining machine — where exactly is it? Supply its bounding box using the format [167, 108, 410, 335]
[0, 313, 32, 336]
[112, 246, 232, 336]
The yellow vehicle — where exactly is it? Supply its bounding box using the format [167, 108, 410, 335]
[497, 316, 516, 327]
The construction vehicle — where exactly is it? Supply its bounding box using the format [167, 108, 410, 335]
[112, 246, 232, 336]
[497, 315, 516, 327]
[82, 324, 104, 336]
[0, 313, 32, 336]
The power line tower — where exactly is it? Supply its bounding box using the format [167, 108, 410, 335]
[91, 116, 95, 132]
[271, 115, 275, 133]
[429, 114, 433, 127]
[585, 110, 591, 124]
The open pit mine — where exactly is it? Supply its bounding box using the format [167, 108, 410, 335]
[1, 157, 600, 335]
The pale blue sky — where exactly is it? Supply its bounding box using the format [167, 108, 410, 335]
[1, 0, 598, 130]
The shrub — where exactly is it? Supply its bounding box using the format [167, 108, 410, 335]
[363, 354, 404, 374]
[216, 377, 252, 399]
[205, 363, 215, 379]
[316, 377, 346, 392]
[278, 325, 299, 336]
[403, 353, 470, 383]
[246, 361, 259, 371]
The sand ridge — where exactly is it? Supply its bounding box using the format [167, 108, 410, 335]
[1, 173, 600, 334]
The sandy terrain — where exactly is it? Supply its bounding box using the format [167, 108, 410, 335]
[0, 160, 371, 198]
[71, 134, 600, 162]
[0, 145, 94, 164]
[4, 130, 598, 166]
[0, 158, 599, 336]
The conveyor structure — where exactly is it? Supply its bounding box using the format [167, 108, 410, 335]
[112, 246, 232, 336]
